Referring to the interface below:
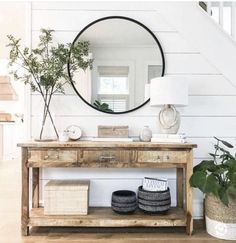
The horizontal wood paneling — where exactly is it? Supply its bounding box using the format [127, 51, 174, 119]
[31, 2, 178, 11]
[185, 74, 236, 95]
[165, 53, 219, 74]
[31, 115, 236, 138]
[188, 137, 236, 158]
[31, 74, 235, 96]
[31, 34, 218, 75]
[32, 10, 175, 32]
[180, 117, 236, 137]
[31, 95, 236, 117]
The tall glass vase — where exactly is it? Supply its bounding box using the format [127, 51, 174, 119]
[35, 105, 58, 141]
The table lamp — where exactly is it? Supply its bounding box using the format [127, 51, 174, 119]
[150, 76, 188, 134]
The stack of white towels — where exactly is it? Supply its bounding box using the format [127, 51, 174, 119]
[151, 133, 186, 143]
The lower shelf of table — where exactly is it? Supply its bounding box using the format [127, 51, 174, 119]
[29, 207, 187, 227]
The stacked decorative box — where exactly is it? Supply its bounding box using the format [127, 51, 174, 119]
[44, 180, 90, 215]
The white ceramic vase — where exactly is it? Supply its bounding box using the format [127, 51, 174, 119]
[140, 126, 152, 142]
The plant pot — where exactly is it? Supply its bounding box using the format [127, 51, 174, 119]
[205, 193, 236, 240]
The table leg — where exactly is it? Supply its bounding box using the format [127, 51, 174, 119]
[186, 150, 193, 235]
[32, 168, 39, 208]
[21, 148, 29, 236]
[176, 168, 183, 208]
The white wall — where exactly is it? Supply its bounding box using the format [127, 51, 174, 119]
[0, 2, 29, 160]
[0, 2, 28, 59]
[29, 1, 236, 218]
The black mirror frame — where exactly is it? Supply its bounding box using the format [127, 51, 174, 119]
[67, 16, 165, 114]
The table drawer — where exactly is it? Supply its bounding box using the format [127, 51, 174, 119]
[28, 149, 77, 162]
[78, 149, 130, 164]
[135, 150, 187, 163]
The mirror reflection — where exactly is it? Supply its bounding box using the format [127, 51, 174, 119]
[69, 17, 165, 113]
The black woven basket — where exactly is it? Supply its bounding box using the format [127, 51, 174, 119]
[138, 186, 171, 213]
[111, 190, 137, 214]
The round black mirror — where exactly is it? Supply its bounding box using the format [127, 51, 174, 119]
[68, 16, 165, 114]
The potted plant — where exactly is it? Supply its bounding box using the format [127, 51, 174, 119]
[190, 137, 236, 240]
[7, 29, 92, 140]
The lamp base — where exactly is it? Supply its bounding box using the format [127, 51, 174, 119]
[158, 105, 180, 134]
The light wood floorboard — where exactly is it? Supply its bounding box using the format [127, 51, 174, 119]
[0, 159, 228, 243]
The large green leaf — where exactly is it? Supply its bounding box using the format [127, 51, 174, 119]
[189, 171, 207, 192]
[193, 160, 215, 173]
[191, 137, 236, 204]
[204, 174, 220, 197]
[190, 172, 221, 197]
[224, 159, 236, 170]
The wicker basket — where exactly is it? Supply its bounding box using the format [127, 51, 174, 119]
[44, 180, 90, 215]
[205, 193, 236, 240]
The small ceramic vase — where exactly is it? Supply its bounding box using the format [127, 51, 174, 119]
[140, 126, 152, 142]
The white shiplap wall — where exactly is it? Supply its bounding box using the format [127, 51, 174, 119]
[30, 1, 236, 218]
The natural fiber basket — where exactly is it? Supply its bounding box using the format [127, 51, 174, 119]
[205, 193, 236, 240]
[205, 193, 236, 224]
[44, 180, 90, 215]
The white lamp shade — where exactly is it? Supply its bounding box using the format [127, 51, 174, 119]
[150, 76, 188, 106]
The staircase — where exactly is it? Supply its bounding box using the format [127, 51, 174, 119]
[200, 1, 236, 39]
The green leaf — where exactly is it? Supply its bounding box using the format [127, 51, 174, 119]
[7, 28, 93, 96]
[221, 140, 234, 148]
[224, 159, 236, 172]
[218, 187, 229, 206]
[209, 153, 219, 158]
[204, 174, 220, 197]
[228, 171, 236, 185]
[193, 160, 215, 173]
[214, 137, 234, 148]
[189, 171, 207, 193]
[214, 136, 221, 141]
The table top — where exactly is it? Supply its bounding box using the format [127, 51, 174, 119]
[18, 140, 197, 149]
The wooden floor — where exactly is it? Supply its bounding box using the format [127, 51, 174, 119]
[0, 159, 228, 243]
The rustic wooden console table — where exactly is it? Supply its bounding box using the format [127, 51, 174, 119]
[18, 141, 197, 236]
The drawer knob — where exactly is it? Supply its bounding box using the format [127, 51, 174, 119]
[166, 155, 170, 160]
[44, 154, 59, 160]
[99, 156, 116, 162]
[157, 156, 160, 160]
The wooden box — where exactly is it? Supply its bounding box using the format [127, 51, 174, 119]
[98, 125, 129, 138]
[44, 180, 90, 215]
